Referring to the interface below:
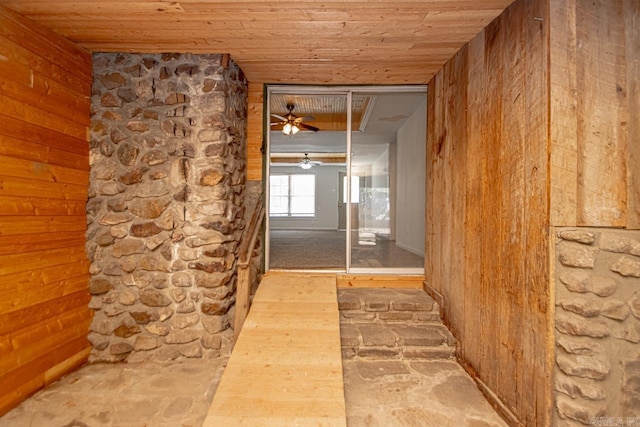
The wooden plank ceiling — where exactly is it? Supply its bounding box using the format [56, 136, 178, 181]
[0, 0, 514, 84]
[269, 93, 369, 131]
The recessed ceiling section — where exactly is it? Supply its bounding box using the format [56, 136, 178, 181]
[270, 94, 370, 133]
[269, 91, 427, 156]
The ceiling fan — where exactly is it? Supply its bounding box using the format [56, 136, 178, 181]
[271, 103, 320, 135]
[298, 153, 322, 169]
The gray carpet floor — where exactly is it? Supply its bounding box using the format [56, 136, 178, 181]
[269, 230, 423, 270]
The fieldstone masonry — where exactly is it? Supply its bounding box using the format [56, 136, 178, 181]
[87, 53, 247, 361]
[339, 289, 457, 360]
[554, 228, 640, 426]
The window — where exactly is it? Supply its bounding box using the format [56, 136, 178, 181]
[269, 174, 315, 217]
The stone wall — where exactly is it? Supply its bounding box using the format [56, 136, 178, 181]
[554, 228, 640, 425]
[87, 53, 247, 361]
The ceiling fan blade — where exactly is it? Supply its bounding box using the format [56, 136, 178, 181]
[293, 115, 314, 125]
[270, 114, 287, 121]
[299, 123, 320, 132]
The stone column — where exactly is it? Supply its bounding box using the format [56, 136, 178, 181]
[87, 53, 247, 361]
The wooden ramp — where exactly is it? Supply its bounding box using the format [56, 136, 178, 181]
[204, 273, 347, 427]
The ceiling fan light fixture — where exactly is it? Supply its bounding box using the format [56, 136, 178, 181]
[273, 103, 319, 135]
[282, 122, 300, 136]
[298, 153, 318, 169]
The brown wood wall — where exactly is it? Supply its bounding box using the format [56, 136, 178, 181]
[550, 0, 639, 229]
[425, 0, 552, 424]
[0, 5, 92, 414]
[247, 82, 264, 182]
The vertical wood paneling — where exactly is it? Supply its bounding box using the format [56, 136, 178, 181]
[439, 62, 452, 330]
[424, 77, 437, 290]
[626, 0, 640, 229]
[425, 0, 551, 424]
[479, 15, 503, 398]
[575, 0, 627, 227]
[449, 46, 467, 351]
[550, 0, 638, 229]
[425, 62, 445, 314]
[524, 0, 551, 423]
[431, 47, 468, 341]
[462, 31, 484, 376]
[0, 4, 91, 415]
[499, 1, 526, 411]
[549, 0, 578, 226]
[246, 82, 264, 182]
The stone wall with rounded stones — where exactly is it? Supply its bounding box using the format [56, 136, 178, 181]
[554, 228, 640, 426]
[86, 53, 248, 362]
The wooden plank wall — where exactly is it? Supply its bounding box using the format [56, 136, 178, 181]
[550, 0, 640, 229]
[626, 0, 640, 229]
[0, 5, 92, 415]
[425, 0, 552, 424]
[247, 82, 264, 182]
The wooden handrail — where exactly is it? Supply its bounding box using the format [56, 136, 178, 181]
[238, 197, 264, 267]
[234, 197, 265, 340]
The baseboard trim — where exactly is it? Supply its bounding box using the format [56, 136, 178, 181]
[395, 241, 424, 257]
[45, 346, 91, 385]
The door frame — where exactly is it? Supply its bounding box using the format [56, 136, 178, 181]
[264, 85, 427, 274]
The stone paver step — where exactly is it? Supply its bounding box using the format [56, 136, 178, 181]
[338, 288, 441, 325]
[342, 322, 454, 347]
[340, 322, 456, 360]
[338, 288, 439, 313]
[338, 288, 457, 361]
[342, 341, 456, 360]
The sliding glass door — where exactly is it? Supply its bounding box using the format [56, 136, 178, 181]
[266, 86, 426, 274]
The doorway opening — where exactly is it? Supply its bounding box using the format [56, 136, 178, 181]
[265, 86, 426, 274]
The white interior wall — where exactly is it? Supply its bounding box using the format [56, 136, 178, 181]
[361, 147, 390, 232]
[269, 165, 344, 230]
[395, 100, 426, 255]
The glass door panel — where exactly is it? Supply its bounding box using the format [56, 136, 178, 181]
[267, 91, 348, 270]
[349, 91, 426, 270]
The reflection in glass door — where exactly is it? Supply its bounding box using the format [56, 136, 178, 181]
[349, 91, 426, 272]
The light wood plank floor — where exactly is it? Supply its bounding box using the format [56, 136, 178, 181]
[204, 273, 347, 427]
